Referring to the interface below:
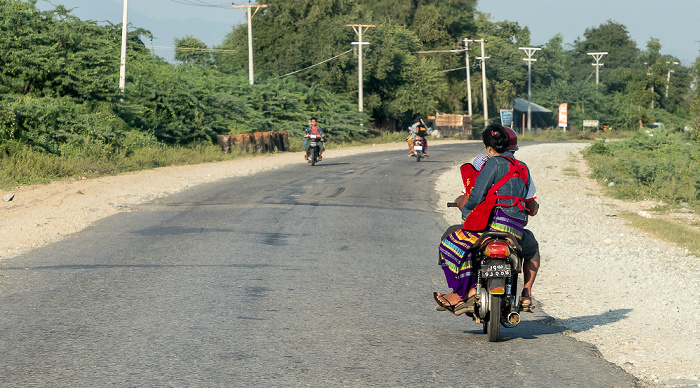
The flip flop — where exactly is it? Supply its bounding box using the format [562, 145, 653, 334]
[433, 292, 471, 316]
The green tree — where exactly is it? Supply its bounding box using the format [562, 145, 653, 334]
[174, 35, 212, 65]
[570, 21, 639, 92]
[214, 0, 477, 127]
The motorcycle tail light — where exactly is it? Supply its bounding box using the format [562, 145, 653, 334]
[484, 241, 510, 258]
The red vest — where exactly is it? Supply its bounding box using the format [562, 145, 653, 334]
[460, 156, 528, 232]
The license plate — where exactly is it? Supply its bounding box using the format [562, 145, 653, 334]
[309, 142, 317, 147]
[414, 146, 423, 152]
[482, 264, 511, 278]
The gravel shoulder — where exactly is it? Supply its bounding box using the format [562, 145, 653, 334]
[436, 142, 700, 387]
[2, 141, 699, 387]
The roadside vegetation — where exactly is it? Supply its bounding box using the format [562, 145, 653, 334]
[582, 128, 700, 254]
[584, 129, 699, 209]
[2, 0, 700, 198]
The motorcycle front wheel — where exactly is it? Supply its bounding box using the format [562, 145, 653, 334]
[310, 147, 317, 166]
[487, 294, 501, 342]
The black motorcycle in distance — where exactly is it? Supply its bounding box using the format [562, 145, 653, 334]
[307, 134, 324, 166]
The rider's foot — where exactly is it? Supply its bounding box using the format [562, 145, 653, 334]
[318, 155, 322, 161]
[434, 292, 471, 315]
[305, 155, 309, 160]
[520, 294, 535, 312]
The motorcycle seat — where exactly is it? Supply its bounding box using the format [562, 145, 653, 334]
[470, 231, 522, 253]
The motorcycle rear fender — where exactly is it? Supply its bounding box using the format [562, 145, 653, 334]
[487, 277, 506, 295]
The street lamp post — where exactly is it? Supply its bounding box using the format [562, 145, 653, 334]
[519, 47, 540, 132]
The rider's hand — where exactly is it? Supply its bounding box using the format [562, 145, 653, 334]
[525, 199, 539, 216]
[454, 194, 467, 211]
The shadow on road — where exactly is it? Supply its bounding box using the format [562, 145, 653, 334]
[305, 162, 352, 166]
[459, 308, 633, 342]
[550, 308, 633, 333]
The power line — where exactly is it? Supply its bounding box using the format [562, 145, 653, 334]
[167, 0, 231, 8]
[417, 49, 464, 54]
[439, 66, 467, 73]
[273, 49, 353, 80]
[149, 45, 237, 53]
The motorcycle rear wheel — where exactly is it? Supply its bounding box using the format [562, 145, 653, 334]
[416, 154, 422, 162]
[487, 294, 501, 342]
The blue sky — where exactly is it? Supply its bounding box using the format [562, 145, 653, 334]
[37, 0, 700, 66]
[478, 0, 700, 66]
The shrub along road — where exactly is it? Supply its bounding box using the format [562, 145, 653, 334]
[0, 143, 639, 386]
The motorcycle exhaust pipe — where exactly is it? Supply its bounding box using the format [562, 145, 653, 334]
[503, 312, 521, 328]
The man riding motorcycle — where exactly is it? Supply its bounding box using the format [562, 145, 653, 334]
[304, 117, 325, 161]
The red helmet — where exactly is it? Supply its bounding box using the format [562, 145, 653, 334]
[505, 127, 518, 151]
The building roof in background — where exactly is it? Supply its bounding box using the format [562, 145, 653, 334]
[513, 98, 552, 113]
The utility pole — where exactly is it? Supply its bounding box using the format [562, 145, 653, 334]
[463, 39, 474, 117]
[119, 0, 128, 93]
[233, 3, 268, 85]
[666, 61, 679, 104]
[474, 39, 489, 127]
[644, 61, 655, 109]
[347, 24, 374, 116]
[587, 52, 608, 86]
[520, 47, 541, 132]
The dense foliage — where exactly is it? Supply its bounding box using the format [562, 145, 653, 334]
[585, 130, 700, 205]
[0, 0, 367, 158]
[217, 5, 697, 132]
[2, 0, 700, 158]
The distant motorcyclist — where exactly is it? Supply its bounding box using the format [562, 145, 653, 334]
[407, 116, 429, 157]
[304, 117, 325, 161]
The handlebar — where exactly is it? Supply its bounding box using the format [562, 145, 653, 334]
[447, 202, 458, 208]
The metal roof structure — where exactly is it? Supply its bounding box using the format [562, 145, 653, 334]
[513, 98, 552, 113]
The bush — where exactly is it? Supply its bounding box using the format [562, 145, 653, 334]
[584, 129, 700, 204]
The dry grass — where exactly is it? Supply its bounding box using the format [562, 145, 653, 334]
[619, 211, 700, 255]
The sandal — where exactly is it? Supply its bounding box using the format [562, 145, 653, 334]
[520, 297, 535, 313]
[433, 292, 474, 316]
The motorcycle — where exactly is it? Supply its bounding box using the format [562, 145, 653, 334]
[446, 202, 524, 342]
[412, 136, 427, 162]
[306, 134, 324, 166]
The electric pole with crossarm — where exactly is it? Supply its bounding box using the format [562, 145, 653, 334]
[520, 47, 541, 132]
[347, 24, 374, 117]
[474, 39, 489, 128]
[232, 3, 268, 85]
[119, 0, 128, 93]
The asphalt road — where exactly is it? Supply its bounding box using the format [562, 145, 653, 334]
[0, 143, 642, 387]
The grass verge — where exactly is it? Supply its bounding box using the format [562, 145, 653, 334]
[619, 211, 700, 256]
[1, 131, 441, 190]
